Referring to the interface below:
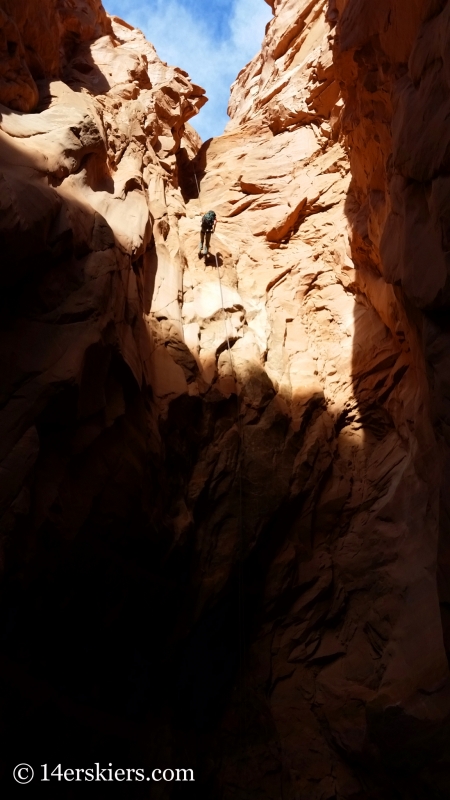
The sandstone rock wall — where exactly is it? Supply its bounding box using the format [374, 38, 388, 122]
[174, 2, 449, 796]
[1, 1, 450, 798]
[0, 0, 209, 784]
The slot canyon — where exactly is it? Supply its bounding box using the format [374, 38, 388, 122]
[1, 0, 450, 797]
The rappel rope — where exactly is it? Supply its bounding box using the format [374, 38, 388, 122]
[194, 171, 201, 205]
[214, 245, 246, 734]
[195, 171, 247, 724]
[215, 251, 235, 376]
[215, 244, 246, 724]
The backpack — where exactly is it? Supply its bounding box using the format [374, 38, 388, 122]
[202, 210, 216, 230]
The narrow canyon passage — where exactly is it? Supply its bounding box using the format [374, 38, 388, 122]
[1, 1, 450, 798]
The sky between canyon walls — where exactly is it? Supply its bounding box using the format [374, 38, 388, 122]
[103, 0, 272, 140]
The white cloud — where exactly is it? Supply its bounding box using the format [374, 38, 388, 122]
[103, 0, 272, 140]
[230, 0, 271, 55]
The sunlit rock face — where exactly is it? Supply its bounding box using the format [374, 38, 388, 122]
[1, 0, 450, 797]
[177, 1, 450, 796]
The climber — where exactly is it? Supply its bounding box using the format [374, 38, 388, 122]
[198, 210, 217, 257]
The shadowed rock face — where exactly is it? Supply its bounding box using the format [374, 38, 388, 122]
[0, 1, 450, 798]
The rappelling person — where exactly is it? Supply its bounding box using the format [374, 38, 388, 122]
[198, 210, 217, 257]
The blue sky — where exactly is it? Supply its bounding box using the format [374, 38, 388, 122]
[102, 0, 272, 140]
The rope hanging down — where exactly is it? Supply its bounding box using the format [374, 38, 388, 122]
[215, 245, 246, 724]
[193, 171, 202, 209]
[195, 170, 247, 719]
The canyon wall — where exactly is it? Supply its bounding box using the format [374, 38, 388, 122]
[1, 0, 450, 798]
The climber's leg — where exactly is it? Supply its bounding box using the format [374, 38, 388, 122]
[203, 230, 212, 255]
[199, 228, 205, 257]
